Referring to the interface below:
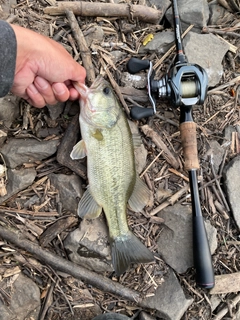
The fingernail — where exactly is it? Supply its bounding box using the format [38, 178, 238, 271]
[28, 84, 39, 94]
[52, 83, 66, 96]
[35, 76, 49, 90]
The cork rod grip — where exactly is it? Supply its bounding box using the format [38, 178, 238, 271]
[180, 122, 199, 171]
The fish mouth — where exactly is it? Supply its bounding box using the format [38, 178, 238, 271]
[73, 81, 88, 101]
[73, 81, 96, 113]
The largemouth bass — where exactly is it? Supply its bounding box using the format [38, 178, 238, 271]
[70, 76, 154, 274]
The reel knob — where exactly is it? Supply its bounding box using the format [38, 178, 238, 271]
[130, 106, 154, 120]
[127, 58, 150, 74]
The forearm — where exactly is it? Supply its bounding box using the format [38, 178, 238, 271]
[0, 20, 17, 97]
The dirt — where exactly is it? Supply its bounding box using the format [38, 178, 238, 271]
[0, 0, 240, 319]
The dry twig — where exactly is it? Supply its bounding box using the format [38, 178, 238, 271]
[44, 2, 162, 24]
[65, 9, 95, 83]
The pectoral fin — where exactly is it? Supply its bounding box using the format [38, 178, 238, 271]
[78, 187, 102, 219]
[70, 140, 87, 159]
[128, 176, 152, 212]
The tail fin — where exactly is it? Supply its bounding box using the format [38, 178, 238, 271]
[110, 232, 154, 275]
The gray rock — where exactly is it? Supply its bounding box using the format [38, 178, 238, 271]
[208, 1, 234, 25]
[139, 30, 174, 55]
[166, 0, 209, 32]
[0, 168, 36, 204]
[223, 155, 240, 229]
[0, 94, 19, 128]
[1, 138, 59, 168]
[0, 273, 40, 320]
[142, 268, 193, 320]
[64, 217, 113, 273]
[49, 173, 83, 214]
[183, 32, 229, 87]
[157, 203, 217, 273]
[46, 101, 65, 120]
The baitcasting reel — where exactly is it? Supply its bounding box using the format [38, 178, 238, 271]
[127, 56, 208, 120]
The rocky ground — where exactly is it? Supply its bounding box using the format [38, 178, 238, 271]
[0, 0, 240, 319]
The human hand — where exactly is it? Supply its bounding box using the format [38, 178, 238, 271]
[10, 24, 86, 108]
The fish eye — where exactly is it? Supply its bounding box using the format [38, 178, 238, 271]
[103, 87, 110, 95]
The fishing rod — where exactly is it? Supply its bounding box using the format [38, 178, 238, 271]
[127, 0, 214, 288]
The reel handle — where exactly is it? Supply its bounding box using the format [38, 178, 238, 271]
[127, 58, 150, 74]
[127, 58, 156, 120]
[130, 106, 154, 120]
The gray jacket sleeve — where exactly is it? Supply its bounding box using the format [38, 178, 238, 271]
[0, 20, 17, 97]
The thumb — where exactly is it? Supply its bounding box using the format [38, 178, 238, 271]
[69, 61, 86, 84]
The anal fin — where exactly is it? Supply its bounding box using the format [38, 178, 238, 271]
[128, 176, 152, 212]
[78, 187, 102, 219]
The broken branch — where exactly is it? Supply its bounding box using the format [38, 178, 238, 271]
[0, 224, 141, 303]
[65, 9, 95, 84]
[44, 2, 162, 24]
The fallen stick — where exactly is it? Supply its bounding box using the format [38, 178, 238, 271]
[210, 272, 240, 294]
[43, 2, 162, 24]
[0, 225, 141, 302]
[65, 9, 95, 84]
[141, 124, 180, 170]
[208, 75, 240, 94]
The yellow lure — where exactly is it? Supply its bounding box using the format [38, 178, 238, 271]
[142, 33, 154, 46]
